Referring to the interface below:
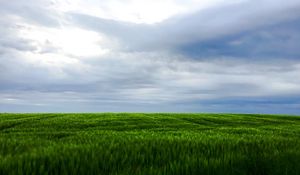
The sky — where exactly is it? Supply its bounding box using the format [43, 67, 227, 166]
[0, 0, 300, 114]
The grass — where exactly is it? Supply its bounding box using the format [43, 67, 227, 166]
[0, 113, 299, 175]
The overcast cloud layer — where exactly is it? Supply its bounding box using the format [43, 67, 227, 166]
[0, 0, 300, 114]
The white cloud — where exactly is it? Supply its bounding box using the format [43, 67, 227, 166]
[54, 0, 226, 24]
[17, 23, 109, 57]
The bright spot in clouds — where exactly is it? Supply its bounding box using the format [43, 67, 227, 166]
[19, 24, 108, 57]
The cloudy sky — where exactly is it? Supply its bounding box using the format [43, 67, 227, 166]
[1, 0, 300, 114]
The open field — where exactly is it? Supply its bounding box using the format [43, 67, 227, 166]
[0, 113, 299, 175]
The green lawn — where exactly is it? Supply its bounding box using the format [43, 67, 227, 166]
[0, 113, 299, 175]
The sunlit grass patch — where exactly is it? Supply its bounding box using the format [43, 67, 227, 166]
[0, 113, 299, 175]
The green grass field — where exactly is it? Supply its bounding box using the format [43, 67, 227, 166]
[0, 113, 299, 175]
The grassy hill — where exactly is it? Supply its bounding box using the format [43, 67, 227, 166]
[0, 113, 299, 175]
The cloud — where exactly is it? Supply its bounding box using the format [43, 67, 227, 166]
[69, 0, 300, 52]
[1, 51, 300, 112]
[0, 0, 300, 114]
[0, 0, 62, 27]
[179, 18, 300, 59]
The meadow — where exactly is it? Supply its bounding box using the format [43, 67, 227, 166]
[0, 113, 299, 175]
